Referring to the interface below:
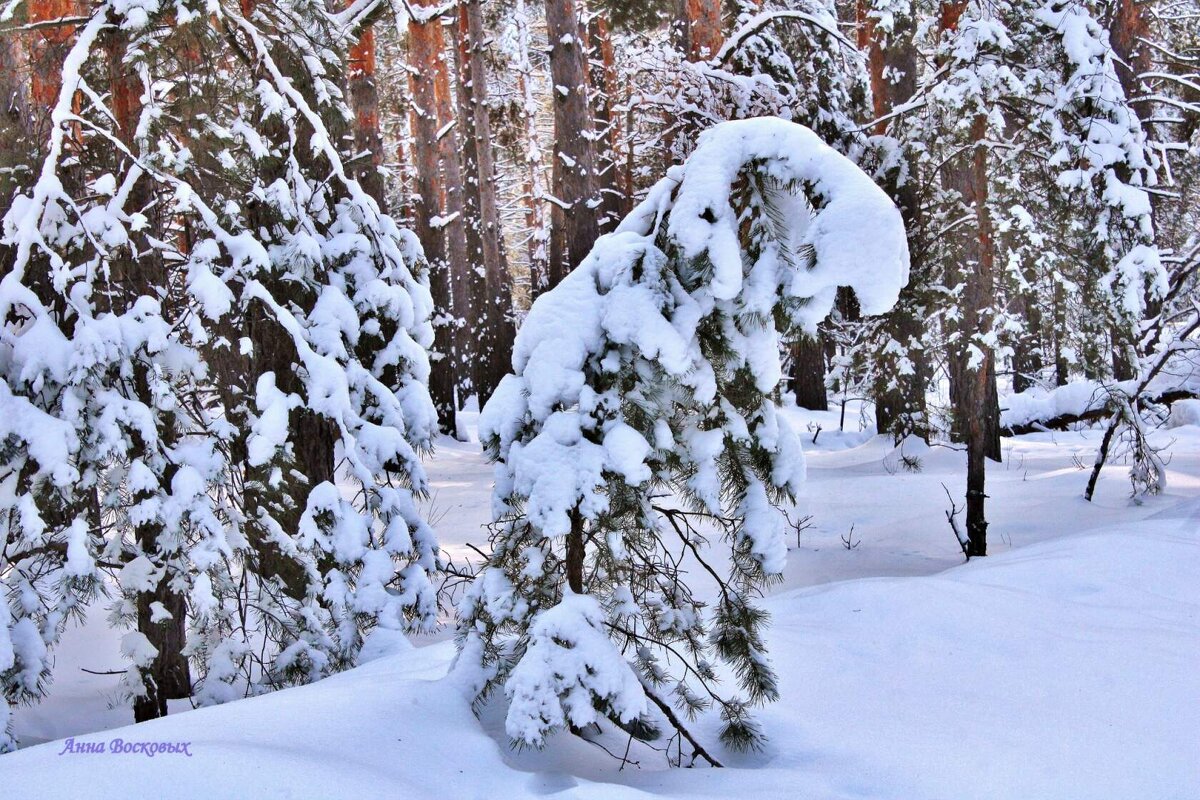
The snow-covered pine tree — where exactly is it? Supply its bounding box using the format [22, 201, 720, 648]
[457, 117, 908, 758]
[1030, 1, 1165, 381]
[609, 1, 872, 413]
[1, 0, 440, 739]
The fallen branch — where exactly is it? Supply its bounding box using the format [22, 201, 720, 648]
[639, 682, 723, 768]
[1085, 311, 1200, 501]
[1001, 389, 1198, 436]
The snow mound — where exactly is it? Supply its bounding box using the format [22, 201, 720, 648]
[1167, 398, 1200, 429]
[4, 520, 1196, 799]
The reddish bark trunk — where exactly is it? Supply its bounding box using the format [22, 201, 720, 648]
[1108, 0, 1151, 103]
[938, 0, 967, 35]
[28, 0, 75, 108]
[430, 12, 473, 416]
[587, 13, 626, 229]
[348, 24, 387, 208]
[678, 0, 723, 61]
[857, 1, 930, 440]
[408, 3, 459, 434]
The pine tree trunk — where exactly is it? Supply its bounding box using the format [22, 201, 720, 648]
[1108, 0, 1151, 110]
[408, 4, 458, 434]
[460, 0, 517, 404]
[566, 509, 585, 594]
[512, 0, 550, 300]
[1107, 0, 1154, 380]
[1011, 286, 1044, 393]
[587, 12, 626, 231]
[429, 17, 473, 416]
[790, 334, 828, 411]
[676, 0, 723, 60]
[1052, 280, 1069, 386]
[28, 0, 75, 121]
[858, 1, 916, 134]
[544, 0, 598, 288]
[107, 32, 193, 719]
[860, 1, 931, 440]
[941, 6, 998, 556]
[348, 22, 386, 208]
[962, 114, 1000, 557]
[451, 8, 489, 396]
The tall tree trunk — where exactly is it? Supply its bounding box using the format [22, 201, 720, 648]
[28, 0, 75, 118]
[790, 334, 828, 411]
[348, 20, 386, 208]
[459, 0, 516, 404]
[1011, 284, 1044, 393]
[941, 5, 999, 557]
[451, 6, 489, 399]
[1052, 279, 1069, 386]
[428, 14, 473, 417]
[958, 113, 1001, 558]
[1108, 0, 1151, 110]
[587, 11, 626, 230]
[514, 0, 550, 299]
[1106, 0, 1154, 382]
[408, 2, 458, 434]
[676, 0, 723, 60]
[859, 1, 931, 440]
[106, 33, 192, 721]
[544, 0, 598, 288]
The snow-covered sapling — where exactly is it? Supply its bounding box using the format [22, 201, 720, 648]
[457, 117, 908, 759]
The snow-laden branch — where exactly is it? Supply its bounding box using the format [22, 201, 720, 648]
[714, 9, 861, 66]
[0, 8, 109, 324]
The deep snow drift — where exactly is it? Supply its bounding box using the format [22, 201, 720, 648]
[6, 408, 1199, 799]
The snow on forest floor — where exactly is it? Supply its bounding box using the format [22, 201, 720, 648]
[6, 404, 1200, 798]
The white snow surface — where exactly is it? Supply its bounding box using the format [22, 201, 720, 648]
[6, 408, 1200, 798]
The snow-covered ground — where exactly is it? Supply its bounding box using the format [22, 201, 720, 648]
[7, 406, 1200, 798]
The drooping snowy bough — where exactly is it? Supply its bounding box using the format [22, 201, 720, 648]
[1, 0, 438, 749]
[458, 118, 908, 759]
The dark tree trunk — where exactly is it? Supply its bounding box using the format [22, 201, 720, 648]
[451, 7, 489, 396]
[108, 33, 192, 720]
[1052, 281, 1069, 386]
[132, 573, 191, 722]
[941, 5, 998, 556]
[566, 510, 585, 594]
[544, 0, 598, 287]
[1011, 297, 1044, 394]
[873, 309, 931, 439]
[790, 334, 828, 411]
[459, 0, 517, 404]
[1111, 329, 1135, 381]
[408, 4, 458, 434]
